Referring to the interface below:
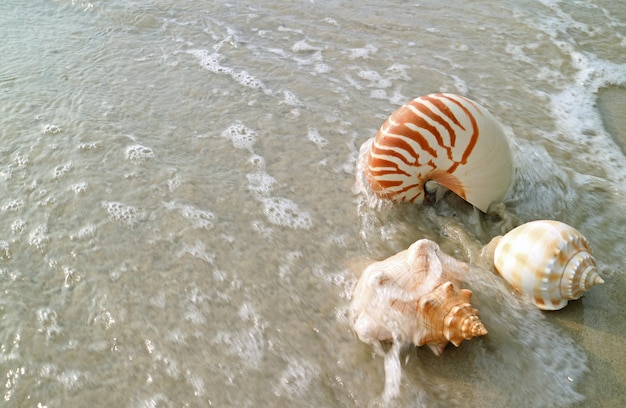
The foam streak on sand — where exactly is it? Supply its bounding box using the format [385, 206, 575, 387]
[221, 123, 313, 230]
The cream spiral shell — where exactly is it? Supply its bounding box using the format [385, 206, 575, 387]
[365, 93, 513, 212]
[493, 220, 604, 310]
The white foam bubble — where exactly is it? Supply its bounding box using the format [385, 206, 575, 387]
[13, 153, 28, 168]
[63, 265, 81, 287]
[368, 89, 409, 106]
[233, 70, 265, 90]
[70, 224, 96, 240]
[307, 127, 328, 148]
[358, 69, 393, 89]
[165, 201, 215, 230]
[386, 63, 411, 80]
[69, 182, 88, 193]
[248, 154, 266, 169]
[125, 144, 155, 161]
[347, 45, 377, 59]
[2, 199, 24, 212]
[282, 90, 303, 106]
[246, 171, 277, 197]
[181, 206, 215, 230]
[42, 124, 61, 134]
[101, 201, 145, 225]
[167, 173, 182, 192]
[53, 161, 73, 179]
[10, 219, 25, 234]
[36, 307, 62, 339]
[357, 69, 382, 82]
[28, 224, 49, 249]
[188, 48, 268, 92]
[369, 89, 388, 100]
[221, 123, 258, 151]
[78, 141, 101, 150]
[187, 49, 233, 74]
[178, 240, 215, 264]
[291, 40, 321, 53]
[314, 63, 331, 74]
[261, 196, 312, 230]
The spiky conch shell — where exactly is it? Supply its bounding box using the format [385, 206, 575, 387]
[364, 93, 513, 212]
[491, 220, 604, 310]
[350, 239, 487, 356]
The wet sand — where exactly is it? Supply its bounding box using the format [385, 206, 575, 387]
[598, 87, 626, 153]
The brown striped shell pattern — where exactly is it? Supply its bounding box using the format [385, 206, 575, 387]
[489, 220, 604, 310]
[365, 93, 513, 212]
[350, 239, 487, 356]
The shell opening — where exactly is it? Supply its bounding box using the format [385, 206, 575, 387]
[424, 180, 439, 194]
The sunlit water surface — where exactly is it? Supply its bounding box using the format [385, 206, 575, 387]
[1, 0, 625, 407]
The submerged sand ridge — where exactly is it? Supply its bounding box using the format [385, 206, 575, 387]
[598, 87, 626, 154]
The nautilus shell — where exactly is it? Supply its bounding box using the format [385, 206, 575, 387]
[490, 220, 604, 310]
[350, 239, 487, 356]
[364, 93, 513, 212]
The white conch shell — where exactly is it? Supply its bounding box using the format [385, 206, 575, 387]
[350, 239, 487, 356]
[491, 220, 604, 310]
[363, 93, 513, 212]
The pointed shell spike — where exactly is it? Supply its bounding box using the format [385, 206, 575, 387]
[590, 273, 605, 286]
[493, 220, 604, 310]
[442, 290, 487, 347]
[415, 281, 487, 352]
[363, 93, 513, 212]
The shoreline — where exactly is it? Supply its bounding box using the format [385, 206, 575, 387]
[597, 86, 626, 153]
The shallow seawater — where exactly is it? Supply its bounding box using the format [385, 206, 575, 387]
[0, 0, 625, 407]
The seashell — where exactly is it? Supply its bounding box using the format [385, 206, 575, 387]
[491, 220, 604, 310]
[350, 239, 487, 356]
[364, 93, 513, 212]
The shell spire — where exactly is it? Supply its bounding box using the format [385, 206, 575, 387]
[364, 93, 513, 212]
[493, 220, 604, 310]
[414, 282, 487, 355]
[560, 251, 604, 299]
